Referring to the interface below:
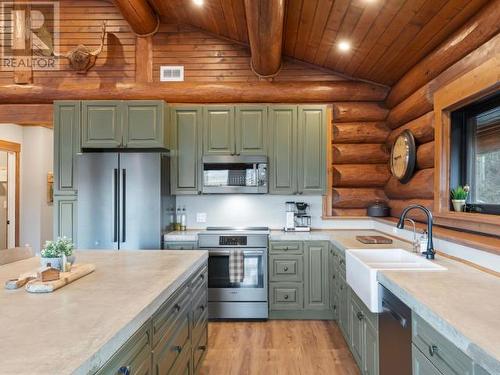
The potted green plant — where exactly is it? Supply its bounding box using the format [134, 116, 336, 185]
[450, 185, 469, 212]
[40, 237, 75, 270]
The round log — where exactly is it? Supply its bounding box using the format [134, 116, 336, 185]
[386, 0, 500, 108]
[333, 103, 389, 123]
[332, 122, 390, 144]
[331, 208, 368, 217]
[332, 188, 387, 208]
[332, 144, 389, 164]
[388, 199, 434, 223]
[113, 0, 159, 36]
[386, 84, 433, 129]
[244, 0, 285, 77]
[332, 164, 391, 188]
[386, 112, 434, 146]
[384, 169, 434, 200]
[0, 81, 389, 104]
[416, 141, 434, 170]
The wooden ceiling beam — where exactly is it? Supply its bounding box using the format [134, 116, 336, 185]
[244, 0, 285, 77]
[113, 0, 159, 36]
[0, 81, 388, 104]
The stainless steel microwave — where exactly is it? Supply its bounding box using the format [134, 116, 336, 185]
[202, 155, 268, 194]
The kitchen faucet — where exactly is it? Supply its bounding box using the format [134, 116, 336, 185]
[397, 205, 435, 259]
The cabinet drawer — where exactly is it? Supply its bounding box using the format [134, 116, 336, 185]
[350, 288, 378, 332]
[192, 314, 208, 351]
[96, 320, 151, 375]
[270, 241, 303, 254]
[269, 282, 303, 310]
[270, 254, 303, 282]
[412, 313, 473, 375]
[193, 327, 208, 374]
[152, 283, 190, 347]
[152, 311, 190, 375]
[413, 344, 442, 375]
[190, 265, 208, 295]
[192, 287, 208, 332]
[164, 241, 197, 250]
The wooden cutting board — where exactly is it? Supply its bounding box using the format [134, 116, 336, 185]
[25, 264, 95, 293]
[356, 235, 393, 244]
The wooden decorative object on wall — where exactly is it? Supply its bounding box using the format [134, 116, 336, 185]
[53, 22, 107, 74]
[47, 172, 53, 204]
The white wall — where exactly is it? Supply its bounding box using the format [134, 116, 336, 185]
[0, 124, 53, 253]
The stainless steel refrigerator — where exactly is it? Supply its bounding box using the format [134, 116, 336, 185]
[77, 152, 175, 250]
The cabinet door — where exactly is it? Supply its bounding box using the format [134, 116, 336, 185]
[170, 106, 202, 194]
[412, 345, 442, 375]
[338, 273, 350, 342]
[53, 101, 80, 194]
[304, 241, 329, 310]
[123, 101, 167, 148]
[81, 101, 122, 148]
[235, 105, 267, 155]
[203, 106, 235, 155]
[349, 291, 364, 368]
[268, 105, 297, 194]
[297, 105, 326, 194]
[53, 195, 77, 242]
[364, 321, 379, 375]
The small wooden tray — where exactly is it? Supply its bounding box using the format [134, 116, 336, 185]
[356, 235, 393, 244]
[25, 264, 95, 293]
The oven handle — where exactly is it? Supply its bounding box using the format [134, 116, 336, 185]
[209, 250, 265, 256]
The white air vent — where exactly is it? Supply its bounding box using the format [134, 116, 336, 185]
[160, 66, 184, 82]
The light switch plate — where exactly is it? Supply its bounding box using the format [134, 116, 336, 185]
[196, 213, 207, 223]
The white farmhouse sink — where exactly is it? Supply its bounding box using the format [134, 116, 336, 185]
[346, 249, 446, 313]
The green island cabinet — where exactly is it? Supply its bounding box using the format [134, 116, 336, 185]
[268, 105, 327, 195]
[95, 264, 208, 375]
[203, 105, 268, 156]
[170, 106, 203, 195]
[269, 241, 331, 319]
[81, 101, 169, 149]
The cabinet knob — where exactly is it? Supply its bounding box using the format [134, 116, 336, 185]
[173, 345, 182, 354]
[199, 304, 205, 311]
[173, 304, 181, 312]
[118, 366, 131, 375]
[284, 295, 289, 300]
[198, 345, 207, 351]
[284, 266, 289, 271]
[429, 345, 438, 357]
[356, 311, 364, 321]
[200, 273, 205, 280]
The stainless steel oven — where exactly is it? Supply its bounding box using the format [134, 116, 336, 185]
[198, 227, 269, 320]
[202, 155, 268, 194]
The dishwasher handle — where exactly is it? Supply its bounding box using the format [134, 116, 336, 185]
[382, 299, 408, 329]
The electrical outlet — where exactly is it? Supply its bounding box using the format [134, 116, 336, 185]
[196, 213, 207, 223]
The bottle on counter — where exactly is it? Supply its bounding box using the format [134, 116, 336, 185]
[181, 207, 187, 231]
[175, 208, 181, 231]
[419, 230, 428, 254]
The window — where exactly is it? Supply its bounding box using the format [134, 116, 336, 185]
[451, 94, 500, 215]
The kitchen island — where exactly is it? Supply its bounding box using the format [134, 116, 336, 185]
[0, 250, 208, 375]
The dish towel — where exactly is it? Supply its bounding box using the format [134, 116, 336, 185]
[229, 249, 245, 283]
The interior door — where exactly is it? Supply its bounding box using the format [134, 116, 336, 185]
[77, 153, 119, 249]
[119, 153, 161, 250]
[7, 151, 15, 248]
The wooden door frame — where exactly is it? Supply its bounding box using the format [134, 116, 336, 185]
[0, 140, 20, 246]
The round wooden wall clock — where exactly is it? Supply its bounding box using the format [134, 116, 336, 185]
[390, 130, 416, 184]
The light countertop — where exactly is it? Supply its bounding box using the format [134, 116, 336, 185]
[0, 250, 208, 375]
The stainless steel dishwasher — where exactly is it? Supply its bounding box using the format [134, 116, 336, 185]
[379, 285, 412, 375]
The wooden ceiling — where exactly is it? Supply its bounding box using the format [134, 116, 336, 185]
[147, 0, 490, 85]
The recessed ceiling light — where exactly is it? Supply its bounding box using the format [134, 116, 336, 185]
[193, 0, 204, 6]
[338, 40, 351, 52]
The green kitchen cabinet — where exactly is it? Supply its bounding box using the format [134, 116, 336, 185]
[412, 345, 442, 375]
[53, 101, 80, 195]
[268, 105, 297, 194]
[364, 322, 379, 375]
[297, 105, 327, 195]
[123, 101, 168, 148]
[81, 101, 123, 148]
[203, 106, 235, 155]
[235, 105, 268, 155]
[304, 241, 329, 310]
[53, 195, 77, 243]
[338, 272, 350, 342]
[170, 106, 202, 194]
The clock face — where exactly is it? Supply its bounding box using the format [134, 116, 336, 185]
[390, 130, 416, 183]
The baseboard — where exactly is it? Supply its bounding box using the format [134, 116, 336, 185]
[269, 309, 335, 320]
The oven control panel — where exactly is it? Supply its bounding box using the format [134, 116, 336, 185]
[219, 236, 248, 246]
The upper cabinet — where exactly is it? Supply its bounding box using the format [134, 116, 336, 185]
[297, 105, 327, 195]
[81, 101, 168, 149]
[203, 106, 235, 155]
[235, 105, 268, 155]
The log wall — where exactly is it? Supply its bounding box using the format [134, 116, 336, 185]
[384, 26, 499, 222]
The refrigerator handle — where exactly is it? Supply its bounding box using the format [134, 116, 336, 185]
[113, 168, 118, 243]
[122, 169, 126, 243]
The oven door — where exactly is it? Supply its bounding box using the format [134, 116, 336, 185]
[207, 248, 268, 302]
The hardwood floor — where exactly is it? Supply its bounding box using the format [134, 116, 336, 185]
[199, 320, 360, 375]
